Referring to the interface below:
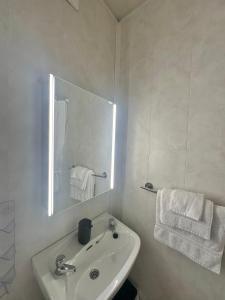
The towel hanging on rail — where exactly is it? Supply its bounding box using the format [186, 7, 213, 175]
[159, 189, 213, 240]
[70, 166, 95, 202]
[154, 191, 225, 274]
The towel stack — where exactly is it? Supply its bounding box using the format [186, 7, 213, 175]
[154, 189, 225, 274]
[70, 166, 95, 202]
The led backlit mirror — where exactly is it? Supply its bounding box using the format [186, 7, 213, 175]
[48, 74, 116, 216]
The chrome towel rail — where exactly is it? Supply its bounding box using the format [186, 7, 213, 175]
[92, 172, 107, 179]
[69, 166, 107, 179]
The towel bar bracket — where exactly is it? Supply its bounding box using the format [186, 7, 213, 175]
[140, 182, 158, 194]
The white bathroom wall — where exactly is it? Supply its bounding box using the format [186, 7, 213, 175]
[0, 0, 9, 206]
[2, 0, 118, 299]
[119, 0, 225, 299]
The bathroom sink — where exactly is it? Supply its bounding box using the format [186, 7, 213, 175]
[32, 213, 140, 300]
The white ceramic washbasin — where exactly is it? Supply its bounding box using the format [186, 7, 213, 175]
[32, 213, 140, 300]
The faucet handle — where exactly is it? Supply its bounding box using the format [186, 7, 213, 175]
[56, 254, 66, 267]
[109, 218, 116, 230]
[109, 217, 115, 224]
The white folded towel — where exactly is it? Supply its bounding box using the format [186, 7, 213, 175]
[154, 192, 225, 274]
[70, 166, 95, 202]
[70, 166, 91, 191]
[70, 172, 95, 202]
[160, 189, 213, 240]
[169, 189, 204, 221]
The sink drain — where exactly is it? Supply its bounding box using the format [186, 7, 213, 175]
[89, 269, 100, 280]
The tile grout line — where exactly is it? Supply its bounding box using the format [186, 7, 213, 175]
[184, 29, 194, 189]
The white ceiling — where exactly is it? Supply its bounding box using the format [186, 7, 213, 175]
[104, 0, 147, 21]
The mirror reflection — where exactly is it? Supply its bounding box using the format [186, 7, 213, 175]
[49, 75, 116, 215]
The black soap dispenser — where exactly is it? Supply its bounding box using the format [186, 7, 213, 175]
[78, 218, 92, 245]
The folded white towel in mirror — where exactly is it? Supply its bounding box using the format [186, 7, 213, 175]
[160, 189, 213, 240]
[70, 173, 95, 202]
[70, 166, 93, 190]
[70, 166, 95, 201]
[169, 189, 204, 221]
[154, 191, 225, 274]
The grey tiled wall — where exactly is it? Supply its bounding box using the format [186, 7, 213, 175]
[120, 0, 225, 299]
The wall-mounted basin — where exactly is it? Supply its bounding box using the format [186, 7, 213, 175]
[32, 213, 140, 300]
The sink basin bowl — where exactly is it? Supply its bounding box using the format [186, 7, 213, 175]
[32, 213, 140, 300]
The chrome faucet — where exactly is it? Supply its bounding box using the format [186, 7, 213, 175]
[55, 255, 76, 276]
[109, 218, 116, 232]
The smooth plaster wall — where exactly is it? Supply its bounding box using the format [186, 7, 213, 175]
[2, 0, 118, 299]
[119, 0, 225, 299]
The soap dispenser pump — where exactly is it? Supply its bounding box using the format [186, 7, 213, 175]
[78, 218, 92, 245]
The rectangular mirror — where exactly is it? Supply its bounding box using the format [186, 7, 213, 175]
[48, 74, 116, 216]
